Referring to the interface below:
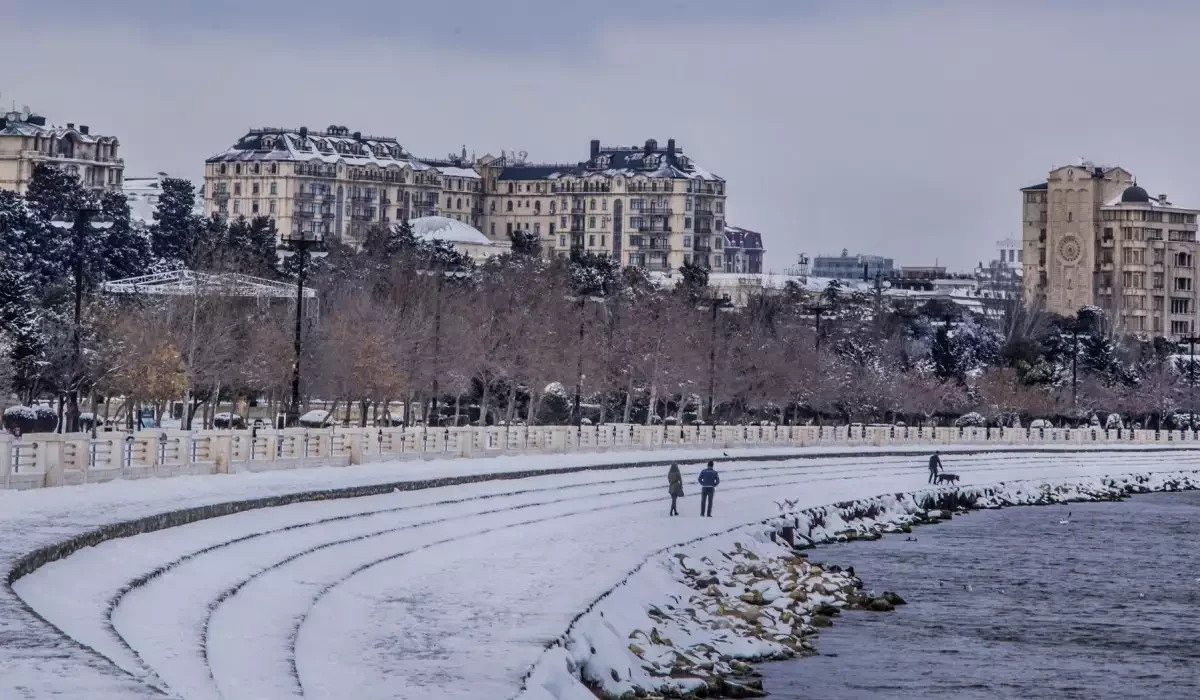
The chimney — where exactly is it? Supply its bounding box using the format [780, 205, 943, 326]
[1159, 194, 1169, 204]
[79, 125, 89, 135]
[67, 123, 74, 129]
[644, 138, 657, 155]
[590, 139, 600, 160]
[299, 126, 308, 139]
[352, 131, 362, 141]
[667, 138, 676, 158]
[28, 115, 46, 126]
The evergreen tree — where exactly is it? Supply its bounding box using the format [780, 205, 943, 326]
[151, 178, 205, 266]
[508, 228, 541, 257]
[226, 215, 279, 275]
[821, 279, 843, 307]
[677, 259, 710, 301]
[931, 323, 960, 381]
[0, 255, 45, 401]
[569, 250, 620, 296]
[0, 189, 56, 289]
[92, 190, 152, 282]
[24, 162, 89, 222]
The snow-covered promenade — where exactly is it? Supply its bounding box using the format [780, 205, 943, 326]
[4, 445, 1199, 699]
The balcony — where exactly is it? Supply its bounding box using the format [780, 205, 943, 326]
[295, 191, 315, 201]
[570, 224, 585, 233]
[695, 226, 713, 234]
[1101, 262, 1114, 271]
[350, 212, 373, 222]
[294, 210, 314, 219]
[1100, 238, 1114, 248]
[212, 191, 230, 201]
[693, 244, 712, 253]
[571, 206, 587, 214]
[642, 205, 672, 215]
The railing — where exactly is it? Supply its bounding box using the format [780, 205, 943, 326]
[1, 425, 1195, 490]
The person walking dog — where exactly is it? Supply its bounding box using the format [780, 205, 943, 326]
[667, 463, 684, 516]
[928, 451, 943, 484]
[698, 461, 720, 517]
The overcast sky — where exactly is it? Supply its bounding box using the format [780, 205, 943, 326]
[3, 0, 1199, 272]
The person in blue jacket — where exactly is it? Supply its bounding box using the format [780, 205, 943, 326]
[698, 461, 720, 517]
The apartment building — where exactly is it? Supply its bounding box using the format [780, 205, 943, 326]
[1022, 162, 1200, 338]
[204, 130, 733, 270]
[721, 225, 764, 273]
[0, 109, 124, 194]
[203, 126, 482, 247]
[476, 138, 729, 270]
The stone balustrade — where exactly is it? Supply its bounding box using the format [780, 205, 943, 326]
[2, 423, 1197, 491]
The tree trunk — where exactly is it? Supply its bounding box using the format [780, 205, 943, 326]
[645, 384, 658, 426]
[675, 392, 687, 424]
[505, 384, 517, 425]
[598, 393, 608, 425]
[453, 393, 462, 427]
[478, 378, 490, 427]
[527, 390, 540, 426]
[623, 376, 634, 424]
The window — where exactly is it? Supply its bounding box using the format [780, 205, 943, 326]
[589, 235, 596, 246]
[716, 201, 724, 213]
[1176, 252, 1193, 268]
[1170, 230, 1197, 242]
[234, 182, 242, 195]
[683, 235, 692, 247]
[534, 223, 541, 234]
[507, 201, 513, 212]
[233, 200, 240, 213]
[1123, 248, 1144, 264]
[1154, 296, 1165, 311]
[1153, 272, 1165, 289]
[252, 183, 260, 195]
[685, 217, 692, 230]
[235, 164, 242, 175]
[490, 222, 496, 235]
[715, 237, 723, 250]
[456, 198, 462, 209]
[1176, 277, 1193, 291]
[269, 200, 277, 214]
[549, 201, 556, 214]
[1154, 249, 1165, 264]
[270, 182, 277, 195]
[561, 216, 567, 228]
[590, 199, 597, 211]
[602, 200, 607, 211]
[549, 223, 555, 234]
[1173, 320, 1191, 335]
[589, 216, 596, 228]
[251, 201, 259, 214]
[686, 198, 693, 211]
[559, 235, 567, 247]
[1171, 298, 1191, 314]
[600, 235, 606, 247]
[506, 223, 513, 235]
[534, 201, 541, 214]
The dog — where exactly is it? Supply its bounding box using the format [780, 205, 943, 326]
[935, 473, 960, 484]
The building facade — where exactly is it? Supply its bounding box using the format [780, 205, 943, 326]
[1022, 162, 1200, 338]
[0, 110, 123, 194]
[721, 225, 764, 273]
[974, 237, 1024, 310]
[476, 139, 728, 270]
[203, 126, 481, 248]
[811, 249, 894, 281]
[203, 132, 732, 270]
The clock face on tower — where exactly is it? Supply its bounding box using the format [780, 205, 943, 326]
[1057, 235, 1082, 264]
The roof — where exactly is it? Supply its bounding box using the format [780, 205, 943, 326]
[723, 225, 764, 251]
[1020, 182, 1048, 191]
[494, 140, 723, 183]
[101, 270, 315, 299]
[409, 216, 492, 245]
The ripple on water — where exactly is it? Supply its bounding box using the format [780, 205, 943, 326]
[763, 491, 1200, 700]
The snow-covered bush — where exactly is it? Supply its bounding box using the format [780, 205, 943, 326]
[1030, 418, 1052, 429]
[1089, 414, 1101, 428]
[34, 405, 58, 432]
[1105, 413, 1123, 430]
[953, 412, 986, 428]
[3, 405, 37, 433]
[212, 412, 246, 429]
[298, 409, 331, 428]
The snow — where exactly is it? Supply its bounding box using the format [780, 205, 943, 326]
[409, 216, 493, 245]
[3, 445, 1200, 699]
[3, 405, 35, 420]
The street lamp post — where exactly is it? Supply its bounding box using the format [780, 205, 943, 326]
[701, 294, 732, 422]
[50, 208, 113, 433]
[803, 304, 827, 350]
[281, 231, 323, 427]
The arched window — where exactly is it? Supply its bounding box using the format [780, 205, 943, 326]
[456, 198, 462, 209]
[590, 198, 597, 210]
[506, 201, 513, 212]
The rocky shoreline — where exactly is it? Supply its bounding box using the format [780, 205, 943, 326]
[517, 470, 1200, 700]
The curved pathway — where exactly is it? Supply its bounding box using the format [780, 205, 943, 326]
[5, 446, 1198, 698]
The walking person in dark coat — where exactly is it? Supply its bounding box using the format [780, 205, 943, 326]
[667, 464, 684, 516]
[928, 451, 943, 484]
[698, 461, 720, 517]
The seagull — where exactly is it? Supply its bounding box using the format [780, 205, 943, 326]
[723, 452, 729, 457]
[964, 584, 974, 592]
[1059, 511, 1072, 525]
[905, 536, 917, 541]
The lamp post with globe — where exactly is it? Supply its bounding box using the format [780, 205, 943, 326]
[49, 208, 114, 433]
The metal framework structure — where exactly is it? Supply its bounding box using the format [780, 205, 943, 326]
[101, 270, 315, 300]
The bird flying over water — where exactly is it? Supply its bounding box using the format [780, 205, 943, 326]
[1059, 511, 1072, 524]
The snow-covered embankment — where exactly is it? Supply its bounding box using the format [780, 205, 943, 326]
[518, 470, 1200, 700]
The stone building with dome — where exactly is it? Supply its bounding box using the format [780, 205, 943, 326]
[1022, 162, 1200, 338]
